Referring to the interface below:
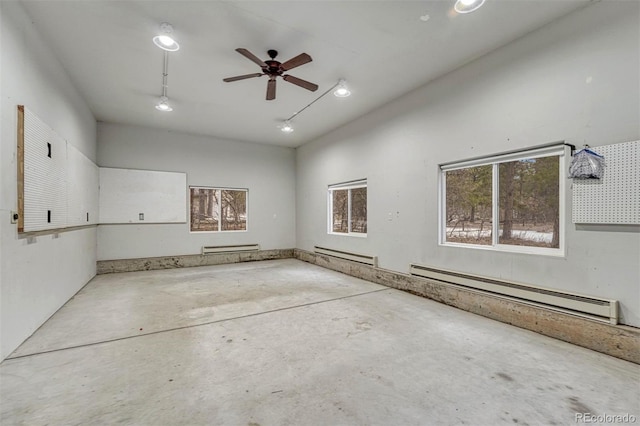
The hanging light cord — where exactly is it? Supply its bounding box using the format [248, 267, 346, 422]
[161, 50, 169, 98]
[285, 80, 341, 122]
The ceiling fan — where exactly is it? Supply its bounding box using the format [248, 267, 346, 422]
[223, 48, 318, 101]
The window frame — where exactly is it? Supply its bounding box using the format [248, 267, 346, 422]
[439, 144, 567, 257]
[327, 179, 367, 237]
[189, 186, 248, 233]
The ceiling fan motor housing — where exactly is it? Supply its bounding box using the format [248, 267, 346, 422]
[264, 50, 283, 76]
[264, 60, 283, 76]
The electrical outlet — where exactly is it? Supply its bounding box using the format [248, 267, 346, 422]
[10, 211, 18, 224]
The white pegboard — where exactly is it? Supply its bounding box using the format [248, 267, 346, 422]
[21, 106, 98, 232]
[572, 140, 639, 224]
[23, 108, 67, 231]
[67, 144, 99, 226]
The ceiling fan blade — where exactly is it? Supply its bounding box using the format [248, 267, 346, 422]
[266, 78, 276, 100]
[223, 73, 263, 82]
[235, 48, 267, 67]
[282, 74, 318, 92]
[280, 53, 312, 71]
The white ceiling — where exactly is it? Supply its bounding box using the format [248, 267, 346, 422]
[21, 0, 593, 148]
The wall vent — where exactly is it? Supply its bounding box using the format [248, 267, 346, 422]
[410, 264, 618, 324]
[202, 244, 259, 254]
[314, 246, 378, 267]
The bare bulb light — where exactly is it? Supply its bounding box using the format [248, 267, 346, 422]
[333, 79, 351, 97]
[281, 121, 294, 133]
[155, 96, 173, 112]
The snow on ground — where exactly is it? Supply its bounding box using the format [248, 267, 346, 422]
[446, 228, 553, 243]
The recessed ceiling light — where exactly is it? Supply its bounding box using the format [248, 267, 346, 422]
[153, 22, 180, 51]
[454, 0, 486, 14]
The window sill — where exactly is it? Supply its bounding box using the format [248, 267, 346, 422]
[328, 232, 367, 238]
[190, 229, 248, 234]
[439, 241, 565, 258]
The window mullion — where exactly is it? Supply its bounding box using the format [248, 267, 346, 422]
[217, 189, 222, 232]
[440, 172, 446, 244]
[558, 155, 565, 252]
[347, 189, 352, 233]
[328, 189, 333, 233]
[492, 163, 499, 247]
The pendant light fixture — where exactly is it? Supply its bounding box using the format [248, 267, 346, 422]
[153, 22, 180, 51]
[280, 120, 294, 133]
[155, 51, 174, 112]
[155, 96, 173, 112]
[333, 79, 351, 98]
[454, 0, 486, 14]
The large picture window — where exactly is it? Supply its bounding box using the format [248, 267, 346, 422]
[328, 179, 367, 236]
[440, 145, 565, 255]
[190, 187, 247, 232]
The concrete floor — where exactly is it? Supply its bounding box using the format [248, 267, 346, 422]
[1, 259, 638, 426]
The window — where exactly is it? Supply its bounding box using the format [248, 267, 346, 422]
[190, 187, 247, 232]
[445, 165, 493, 245]
[440, 145, 565, 255]
[328, 179, 367, 236]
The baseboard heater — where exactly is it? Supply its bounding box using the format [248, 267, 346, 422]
[409, 264, 618, 325]
[314, 246, 378, 267]
[202, 244, 259, 254]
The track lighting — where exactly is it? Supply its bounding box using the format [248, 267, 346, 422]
[279, 79, 352, 134]
[333, 79, 351, 97]
[155, 96, 173, 112]
[153, 22, 180, 51]
[454, 0, 486, 14]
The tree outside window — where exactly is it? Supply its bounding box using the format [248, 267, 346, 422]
[445, 165, 492, 245]
[329, 181, 367, 236]
[498, 156, 559, 248]
[442, 148, 563, 253]
[350, 187, 367, 233]
[332, 189, 348, 233]
[190, 187, 247, 232]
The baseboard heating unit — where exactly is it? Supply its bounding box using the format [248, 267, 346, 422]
[409, 264, 618, 325]
[314, 246, 378, 267]
[202, 244, 259, 254]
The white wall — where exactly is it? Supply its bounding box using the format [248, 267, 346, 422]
[296, 2, 640, 326]
[0, 2, 97, 360]
[97, 123, 296, 260]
